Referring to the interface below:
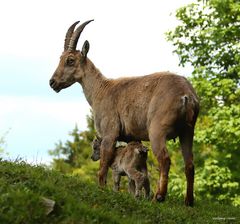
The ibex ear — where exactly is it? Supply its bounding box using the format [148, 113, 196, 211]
[81, 40, 90, 59]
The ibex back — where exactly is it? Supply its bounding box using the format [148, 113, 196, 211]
[49, 20, 199, 206]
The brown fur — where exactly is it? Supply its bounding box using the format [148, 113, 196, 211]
[49, 21, 199, 206]
[91, 139, 150, 198]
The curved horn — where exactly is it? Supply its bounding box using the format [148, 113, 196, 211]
[68, 19, 94, 51]
[64, 21, 80, 51]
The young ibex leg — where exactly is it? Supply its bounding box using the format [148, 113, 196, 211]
[112, 171, 121, 191]
[180, 127, 195, 206]
[150, 131, 171, 202]
[141, 168, 150, 198]
[126, 168, 145, 198]
[143, 178, 151, 199]
[98, 136, 115, 187]
[128, 178, 136, 195]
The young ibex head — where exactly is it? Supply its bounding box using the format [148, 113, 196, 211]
[49, 20, 93, 92]
[91, 136, 102, 161]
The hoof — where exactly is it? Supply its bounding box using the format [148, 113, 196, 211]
[134, 195, 140, 200]
[144, 193, 151, 200]
[99, 180, 106, 187]
[98, 175, 107, 187]
[185, 198, 194, 207]
[134, 190, 141, 199]
[154, 193, 165, 202]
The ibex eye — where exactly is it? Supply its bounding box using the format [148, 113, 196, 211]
[66, 58, 75, 66]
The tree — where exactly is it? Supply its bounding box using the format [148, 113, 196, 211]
[167, 0, 240, 110]
[166, 0, 240, 205]
[49, 112, 97, 176]
[0, 130, 10, 158]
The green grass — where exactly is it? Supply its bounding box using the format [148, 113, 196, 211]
[0, 160, 239, 224]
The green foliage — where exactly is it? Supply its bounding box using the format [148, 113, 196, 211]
[0, 136, 4, 154]
[49, 112, 98, 177]
[0, 130, 10, 157]
[166, 0, 240, 206]
[166, 0, 240, 110]
[1, 160, 239, 224]
[196, 159, 239, 205]
[167, 158, 240, 206]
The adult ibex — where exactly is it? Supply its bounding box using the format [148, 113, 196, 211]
[49, 20, 199, 206]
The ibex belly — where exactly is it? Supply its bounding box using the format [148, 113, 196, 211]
[118, 105, 149, 142]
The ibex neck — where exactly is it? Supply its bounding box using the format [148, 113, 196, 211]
[79, 58, 108, 106]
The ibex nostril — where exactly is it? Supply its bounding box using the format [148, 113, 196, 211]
[49, 79, 55, 87]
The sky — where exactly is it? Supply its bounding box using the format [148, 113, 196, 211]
[0, 0, 194, 164]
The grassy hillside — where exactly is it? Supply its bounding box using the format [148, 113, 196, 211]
[0, 160, 239, 224]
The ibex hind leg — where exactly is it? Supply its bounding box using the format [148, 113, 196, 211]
[149, 126, 171, 203]
[179, 126, 195, 206]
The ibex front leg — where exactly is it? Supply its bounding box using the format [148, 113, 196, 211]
[98, 136, 115, 187]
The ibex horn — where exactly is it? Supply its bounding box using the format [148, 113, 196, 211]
[64, 21, 80, 51]
[68, 20, 94, 52]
